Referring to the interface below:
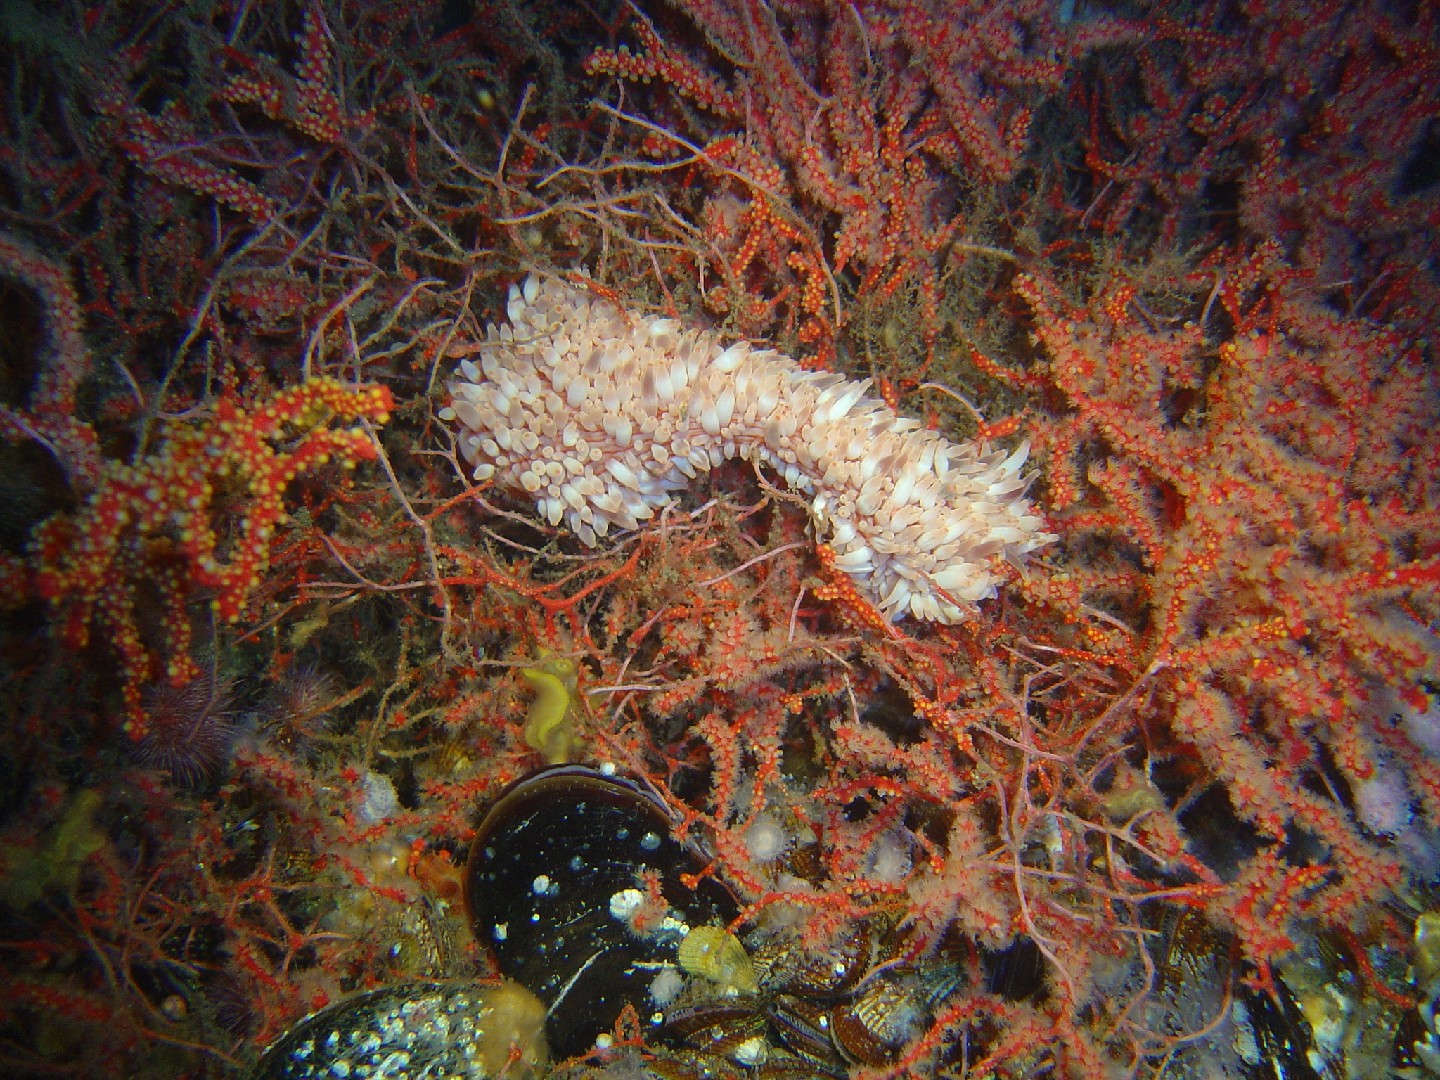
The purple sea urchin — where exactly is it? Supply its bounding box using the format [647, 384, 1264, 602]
[133, 669, 238, 785]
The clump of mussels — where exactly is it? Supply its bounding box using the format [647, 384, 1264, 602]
[252, 763, 1440, 1078]
[249, 765, 743, 1078]
[464, 766, 960, 1073]
[251, 765, 959, 1078]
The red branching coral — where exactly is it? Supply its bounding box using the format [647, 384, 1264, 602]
[1014, 245, 1440, 988]
[0, 1, 1437, 1078]
[30, 378, 393, 737]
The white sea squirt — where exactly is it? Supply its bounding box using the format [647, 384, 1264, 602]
[442, 274, 1054, 623]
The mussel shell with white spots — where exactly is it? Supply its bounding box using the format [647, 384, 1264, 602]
[465, 765, 738, 1059]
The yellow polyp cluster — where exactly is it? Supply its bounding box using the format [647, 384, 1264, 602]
[519, 655, 580, 764]
[474, 980, 550, 1078]
[1417, 912, 1440, 985]
[677, 925, 759, 994]
[0, 789, 107, 908]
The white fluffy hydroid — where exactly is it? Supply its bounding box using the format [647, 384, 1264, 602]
[442, 275, 1053, 622]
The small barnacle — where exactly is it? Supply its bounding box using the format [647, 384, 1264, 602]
[678, 926, 759, 995]
[518, 654, 579, 764]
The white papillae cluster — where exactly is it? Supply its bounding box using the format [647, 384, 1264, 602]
[442, 275, 1054, 622]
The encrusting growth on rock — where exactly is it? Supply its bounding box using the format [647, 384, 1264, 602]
[444, 275, 1053, 622]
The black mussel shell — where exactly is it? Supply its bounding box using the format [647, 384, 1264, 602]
[247, 980, 548, 1080]
[466, 765, 739, 1060]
